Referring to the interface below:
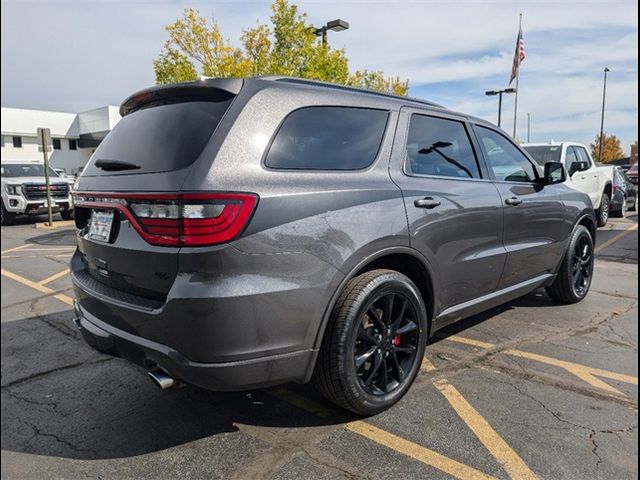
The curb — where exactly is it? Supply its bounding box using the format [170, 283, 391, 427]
[34, 220, 76, 230]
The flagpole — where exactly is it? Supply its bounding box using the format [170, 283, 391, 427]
[512, 13, 522, 139]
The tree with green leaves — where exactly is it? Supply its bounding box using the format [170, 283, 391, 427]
[590, 133, 625, 163]
[153, 0, 408, 95]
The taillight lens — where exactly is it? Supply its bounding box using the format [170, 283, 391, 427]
[74, 192, 258, 247]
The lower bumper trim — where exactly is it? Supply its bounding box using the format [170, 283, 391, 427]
[74, 302, 318, 391]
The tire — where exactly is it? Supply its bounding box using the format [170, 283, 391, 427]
[313, 269, 427, 415]
[546, 225, 594, 304]
[1, 202, 16, 226]
[60, 209, 74, 221]
[596, 193, 610, 227]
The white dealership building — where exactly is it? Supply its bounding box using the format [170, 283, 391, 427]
[1, 106, 121, 175]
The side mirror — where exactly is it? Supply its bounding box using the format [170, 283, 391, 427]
[569, 161, 589, 176]
[544, 162, 566, 185]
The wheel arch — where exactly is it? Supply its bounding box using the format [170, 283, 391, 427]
[311, 246, 437, 355]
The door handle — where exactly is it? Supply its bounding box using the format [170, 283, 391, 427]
[505, 197, 523, 206]
[414, 197, 441, 209]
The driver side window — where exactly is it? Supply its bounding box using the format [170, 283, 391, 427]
[575, 147, 593, 168]
[565, 146, 580, 172]
[475, 126, 538, 183]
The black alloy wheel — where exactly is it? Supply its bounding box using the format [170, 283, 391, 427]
[571, 233, 593, 297]
[313, 269, 427, 415]
[355, 292, 420, 395]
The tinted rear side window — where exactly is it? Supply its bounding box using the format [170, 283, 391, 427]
[83, 99, 233, 175]
[265, 107, 388, 170]
[405, 114, 481, 179]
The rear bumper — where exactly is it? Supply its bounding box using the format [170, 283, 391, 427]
[73, 300, 318, 391]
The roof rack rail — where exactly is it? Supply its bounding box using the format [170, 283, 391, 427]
[259, 76, 444, 109]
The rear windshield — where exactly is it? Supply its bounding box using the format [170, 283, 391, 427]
[523, 145, 562, 166]
[83, 99, 233, 175]
[1, 163, 59, 178]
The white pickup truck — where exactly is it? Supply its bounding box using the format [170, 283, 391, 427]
[523, 142, 614, 226]
[1, 161, 74, 225]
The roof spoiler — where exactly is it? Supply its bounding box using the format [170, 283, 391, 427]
[120, 78, 244, 117]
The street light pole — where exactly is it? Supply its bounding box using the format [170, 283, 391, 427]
[527, 113, 531, 143]
[598, 67, 610, 163]
[485, 88, 516, 128]
[313, 19, 349, 45]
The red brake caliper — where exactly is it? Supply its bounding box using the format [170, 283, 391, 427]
[392, 335, 401, 347]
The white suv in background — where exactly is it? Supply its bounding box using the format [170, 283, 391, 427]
[523, 142, 614, 226]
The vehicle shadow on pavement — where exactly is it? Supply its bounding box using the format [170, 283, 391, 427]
[24, 227, 76, 246]
[0, 313, 356, 461]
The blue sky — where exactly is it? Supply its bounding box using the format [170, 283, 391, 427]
[1, 0, 637, 154]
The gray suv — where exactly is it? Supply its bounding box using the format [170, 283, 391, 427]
[72, 77, 596, 414]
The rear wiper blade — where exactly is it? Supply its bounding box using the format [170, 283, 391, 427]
[94, 159, 141, 171]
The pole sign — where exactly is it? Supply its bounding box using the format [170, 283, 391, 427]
[37, 128, 52, 152]
[37, 128, 54, 226]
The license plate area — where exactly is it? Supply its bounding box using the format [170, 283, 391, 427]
[88, 210, 115, 243]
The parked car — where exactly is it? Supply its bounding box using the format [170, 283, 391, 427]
[71, 77, 597, 414]
[610, 167, 637, 216]
[627, 163, 638, 185]
[523, 142, 614, 227]
[1, 161, 74, 225]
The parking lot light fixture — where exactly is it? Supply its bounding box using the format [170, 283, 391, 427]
[313, 19, 349, 45]
[485, 88, 516, 128]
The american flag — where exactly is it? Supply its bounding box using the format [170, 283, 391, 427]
[509, 25, 526, 85]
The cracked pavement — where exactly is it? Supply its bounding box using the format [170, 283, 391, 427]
[1, 214, 637, 479]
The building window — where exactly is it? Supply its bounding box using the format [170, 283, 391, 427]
[69, 139, 77, 150]
[52, 138, 61, 150]
[12, 136, 22, 148]
[1, 136, 4, 147]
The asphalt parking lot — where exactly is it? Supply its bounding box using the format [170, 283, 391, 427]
[1, 213, 637, 480]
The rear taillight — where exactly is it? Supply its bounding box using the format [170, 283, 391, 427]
[74, 192, 258, 247]
[612, 184, 618, 194]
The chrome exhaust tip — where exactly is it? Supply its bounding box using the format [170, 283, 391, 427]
[148, 369, 175, 390]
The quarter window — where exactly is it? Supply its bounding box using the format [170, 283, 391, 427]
[405, 115, 481, 179]
[265, 107, 388, 170]
[476, 127, 538, 182]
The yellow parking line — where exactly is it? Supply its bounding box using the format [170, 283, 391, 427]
[37, 268, 70, 286]
[1, 268, 74, 306]
[269, 378, 498, 479]
[423, 358, 536, 479]
[0, 244, 30, 255]
[270, 354, 531, 480]
[347, 421, 497, 480]
[595, 223, 638, 253]
[434, 380, 538, 480]
[504, 349, 636, 394]
[422, 356, 437, 372]
[446, 336, 637, 395]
